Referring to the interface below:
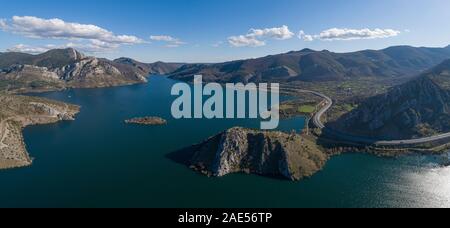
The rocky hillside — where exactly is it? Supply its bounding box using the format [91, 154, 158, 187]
[333, 59, 450, 140]
[169, 45, 450, 83]
[0, 95, 79, 169]
[113, 58, 184, 75]
[170, 127, 328, 181]
[0, 48, 162, 93]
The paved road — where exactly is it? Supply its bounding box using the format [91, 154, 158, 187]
[298, 90, 450, 146]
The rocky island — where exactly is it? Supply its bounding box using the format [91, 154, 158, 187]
[0, 95, 79, 169]
[125, 117, 167, 126]
[170, 127, 328, 181]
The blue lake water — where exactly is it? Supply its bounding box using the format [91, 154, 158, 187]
[0, 76, 449, 208]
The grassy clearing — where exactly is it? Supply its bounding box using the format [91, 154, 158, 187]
[298, 105, 316, 113]
[341, 103, 358, 112]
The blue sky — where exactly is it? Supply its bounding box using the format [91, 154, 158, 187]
[1, 0, 449, 63]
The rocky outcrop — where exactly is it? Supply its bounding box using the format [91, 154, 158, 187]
[334, 59, 450, 139]
[175, 127, 328, 181]
[0, 65, 59, 80]
[0, 95, 80, 169]
[57, 57, 148, 88]
[0, 48, 154, 93]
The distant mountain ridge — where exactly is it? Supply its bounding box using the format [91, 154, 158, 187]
[0, 48, 85, 69]
[113, 57, 184, 75]
[169, 45, 450, 83]
[0, 48, 184, 93]
[334, 59, 450, 139]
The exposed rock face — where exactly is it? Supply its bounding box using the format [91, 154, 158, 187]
[184, 127, 328, 181]
[0, 48, 84, 69]
[0, 95, 80, 169]
[57, 57, 148, 88]
[169, 45, 450, 83]
[0, 48, 156, 93]
[28, 102, 77, 121]
[0, 64, 66, 92]
[1, 65, 59, 80]
[334, 59, 450, 139]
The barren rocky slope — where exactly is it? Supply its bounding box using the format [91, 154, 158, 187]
[0, 95, 79, 169]
[0, 48, 184, 93]
[333, 59, 450, 140]
[170, 127, 328, 181]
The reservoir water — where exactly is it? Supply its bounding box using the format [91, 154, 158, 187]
[0, 76, 449, 208]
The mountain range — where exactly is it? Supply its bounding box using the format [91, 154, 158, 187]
[0, 48, 183, 93]
[334, 59, 450, 140]
[2, 45, 450, 93]
[169, 45, 450, 83]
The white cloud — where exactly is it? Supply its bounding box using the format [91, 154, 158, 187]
[298, 30, 314, 42]
[0, 19, 7, 29]
[7, 40, 121, 54]
[67, 40, 120, 53]
[228, 35, 266, 47]
[318, 28, 401, 40]
[150, 35, 176, 42]
[299, 28, 401, 41]
[150, 35, 186, 47]
[7, 44, 56, 54]
[228, 25, 294, 47]
[248, 25, 294, 40]
[0, 16, 144, 53]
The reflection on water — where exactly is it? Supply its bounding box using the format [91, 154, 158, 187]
[362, 153, 450, 208]
[398, 155, 450, 208]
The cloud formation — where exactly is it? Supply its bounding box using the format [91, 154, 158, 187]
[0, 19, 7, 29]
[228, 25, 294, 47]
[150, 35, 186, 47]
[299, 28, 401, 41]
[7, 40, 121, 54]
[0, 16, 144, 53]
[298, 30, 314, 42]
[0, 16, 143, 44]
[7, 44, 56, 54]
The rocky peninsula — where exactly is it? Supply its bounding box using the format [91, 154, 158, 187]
[125, 117, 167, 126]
[170, 127, 328, 181]
[0, 95, 79, 170]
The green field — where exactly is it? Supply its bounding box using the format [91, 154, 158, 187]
[298, 105, 315, 113]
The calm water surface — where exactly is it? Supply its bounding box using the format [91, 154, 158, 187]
[0, 76, 449, 208]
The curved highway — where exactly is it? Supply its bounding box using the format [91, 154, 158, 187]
[298, 90, 450, 147]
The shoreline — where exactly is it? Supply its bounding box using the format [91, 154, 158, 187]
[0, 95, 80, 170]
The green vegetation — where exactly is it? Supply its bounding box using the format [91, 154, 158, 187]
[279, 104, 294, 111]
[341, 103, 358, 112]
[298, 105, 315, 113]
[279, 97, 321, 119]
